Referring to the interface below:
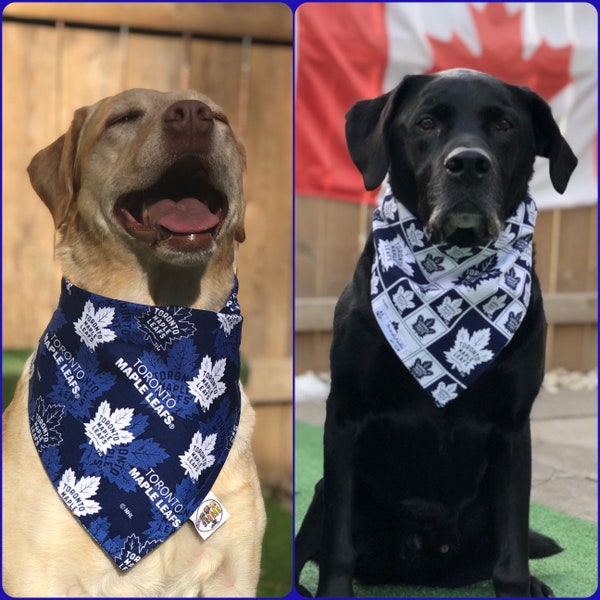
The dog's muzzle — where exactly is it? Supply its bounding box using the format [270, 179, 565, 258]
[426, 147, 502, 246]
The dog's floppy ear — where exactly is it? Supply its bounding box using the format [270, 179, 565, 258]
[519, 87, 578, 194]
[345, 75, 418, 191]
[27, 106, 90, 229]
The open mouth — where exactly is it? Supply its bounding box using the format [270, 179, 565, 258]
[115, 158, 227, 252]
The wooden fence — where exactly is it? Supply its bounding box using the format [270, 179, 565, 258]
[296, 197, 598, 374]
[2, 3, 292, 492]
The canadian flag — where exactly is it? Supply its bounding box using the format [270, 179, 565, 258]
[296, 3, 597, 209]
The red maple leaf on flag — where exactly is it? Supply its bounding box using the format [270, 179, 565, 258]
[425, 3, 573, 101]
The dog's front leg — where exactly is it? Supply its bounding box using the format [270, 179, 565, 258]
[490, 423, 533, 597]
[316, 403, 358, 598]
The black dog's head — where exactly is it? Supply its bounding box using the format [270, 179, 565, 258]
[346, 68, 577, 246]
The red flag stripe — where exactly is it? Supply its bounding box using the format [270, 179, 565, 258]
[296, 3, 388, 204]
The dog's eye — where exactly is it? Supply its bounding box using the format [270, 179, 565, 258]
[495, 119, 513, 132]
[106, 111, 142, 128]
[417, 117, 436, 131]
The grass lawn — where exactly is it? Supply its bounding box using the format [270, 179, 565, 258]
[3, 349, 292, 596]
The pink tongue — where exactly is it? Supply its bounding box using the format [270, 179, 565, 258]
[147, 197, 220, 234]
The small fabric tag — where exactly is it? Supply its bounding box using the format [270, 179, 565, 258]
[189, 491, 230, 539]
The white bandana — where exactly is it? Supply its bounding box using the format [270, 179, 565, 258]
[371, 190, 536, 407]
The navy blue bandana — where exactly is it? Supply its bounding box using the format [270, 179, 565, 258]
[371, 189, 536, 407]
[28, 279, 242, 570]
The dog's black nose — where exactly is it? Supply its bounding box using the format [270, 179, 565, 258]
[444, 147, 491, 180]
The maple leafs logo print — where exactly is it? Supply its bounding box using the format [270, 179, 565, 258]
[136, 307, 197, 351]
[117, 534, 159, 570]
[30, 397, 65, 450]
[58, 468, 102, 516]
[74, 301, 117, 351]
[444, 328, 494, 375]
[392, 287, 416, 315]
[187, 356, 227, 410]
[436, 296, 463, 324]
[432, 381, 459, 407]
[216, 313, 242, 336]
[84, 400, 135, 454]
[377, 236, 415, 274]
[455, 256, 501, 290]
[179, 431, 217, 482]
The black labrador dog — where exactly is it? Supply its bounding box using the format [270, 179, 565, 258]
[295, 69, 577, 598]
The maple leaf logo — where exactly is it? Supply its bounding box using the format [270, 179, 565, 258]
[504, 310, 524, 334]
[425, 3, 573, 101]
[30, 397, 65, 450]
[381, 197, 398, 221]
[421, 253, 445, 275]
[187, 356, 227, 411]
[392, 287, 416, 315]
[410, 358, 434, 380]
[444, 327, 494, 375]
[217, 313, 243, 336]
[84, 400, 135, 455]
[455, 255, 501, 290]
[483, 293, 508, 318]
[74, 301, 117, 351]
[377, 236, 415, 274]
[116, 534, 159, 570]
[412, 315, 437, 338]
[135, 307, 197, 351]
[405, 222, 426, 249]
[494, 225, 516, 250]
[436, 296, 464, 324]
[179, 431, 217, 482]
[58, 468, 102, 516]
[432, 381, 459, 407]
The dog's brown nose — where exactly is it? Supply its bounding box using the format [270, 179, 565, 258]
[163, 100, 214, 145]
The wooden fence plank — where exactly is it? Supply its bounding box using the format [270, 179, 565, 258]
[557, 206, 595, 292]
[533, 209, 553, 290]
[238, 44, 292, 364]
[295, 196, 369, 298]
[124, 32, 186, 91]
[2, 22, 62, 346]
[4, 2, 292, 42]
[188, 39, 243, 129]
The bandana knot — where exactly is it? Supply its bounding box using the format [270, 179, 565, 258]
[29, 279, 243, 570]
[371, 191, 536, 407]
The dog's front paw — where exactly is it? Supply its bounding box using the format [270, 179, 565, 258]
[530, 576, 555, 598]
[296, 584, 314, 597]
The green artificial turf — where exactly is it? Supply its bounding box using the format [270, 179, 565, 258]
[2, 349, 31, 410]
[259, 496, 293, 597]
[296, 421, 598, 598]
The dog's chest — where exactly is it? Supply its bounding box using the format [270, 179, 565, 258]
[354, 411, 491, 507]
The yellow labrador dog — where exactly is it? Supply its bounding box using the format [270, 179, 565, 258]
[3, 89, 266, 597]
